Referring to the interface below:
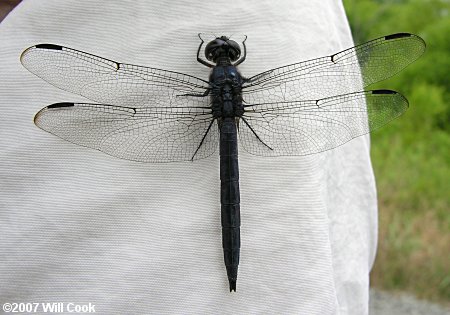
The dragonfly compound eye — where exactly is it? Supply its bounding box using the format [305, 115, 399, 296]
[226, 39, 241, 62]
[205, 37, 241, 62]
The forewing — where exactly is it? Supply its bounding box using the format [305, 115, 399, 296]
[21, 44, 211, 107]
[242, 33, 425, 103]
[34, 103, 218, 162]
[239, 90, 408, 156]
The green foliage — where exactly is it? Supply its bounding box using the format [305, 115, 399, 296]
[343, 0, 450, 303]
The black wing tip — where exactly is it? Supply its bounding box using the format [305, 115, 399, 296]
[372, 89, 398, 95]
[371, 89, 409, 107]
[47, 102, 75, 109]
[21, 44, 64, 63]
[384, 33, 427, 50]
[385, 33, 413, 40]
[384, 32, 426, 47]
[34, 44, 63, 50]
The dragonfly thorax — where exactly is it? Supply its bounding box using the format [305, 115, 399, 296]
[210, 65, 244, 119]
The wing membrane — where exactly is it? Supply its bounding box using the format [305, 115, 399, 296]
[239, 90, 408, 156]
[242, 33, 425, 103]
[34, 102, 218, 162]
[21, 44, 211, 108]
[25, 35, 422, 161]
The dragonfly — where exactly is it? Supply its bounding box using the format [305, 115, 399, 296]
[21, 32, 425, 292]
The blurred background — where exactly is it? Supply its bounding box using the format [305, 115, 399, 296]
[343, 0, 449, 305]
[1, 0, 448, 308]
[0, 0, 20, 22]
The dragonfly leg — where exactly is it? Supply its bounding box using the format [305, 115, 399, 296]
[191, 118, 215, 161]
[233, 35, 247, 67]
[240, 117, 273, 151]
[197, 33, 214, 68]
[177, 88, 210, 98]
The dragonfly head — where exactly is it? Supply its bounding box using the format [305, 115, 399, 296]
[205, 36, 241, 63]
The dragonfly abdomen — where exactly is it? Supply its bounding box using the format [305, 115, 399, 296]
[219, 117, 240, 292]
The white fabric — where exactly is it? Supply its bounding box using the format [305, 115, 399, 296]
[0, 1, 377, 314]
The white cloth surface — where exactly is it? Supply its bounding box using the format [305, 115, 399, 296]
[0, 0, 377, 314]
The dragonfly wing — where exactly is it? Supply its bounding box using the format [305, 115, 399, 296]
[238, 90, 408, 156]
[242, 33, 425, 103]
[21, 44, 211, 108]
[34, 102, 218, 162]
